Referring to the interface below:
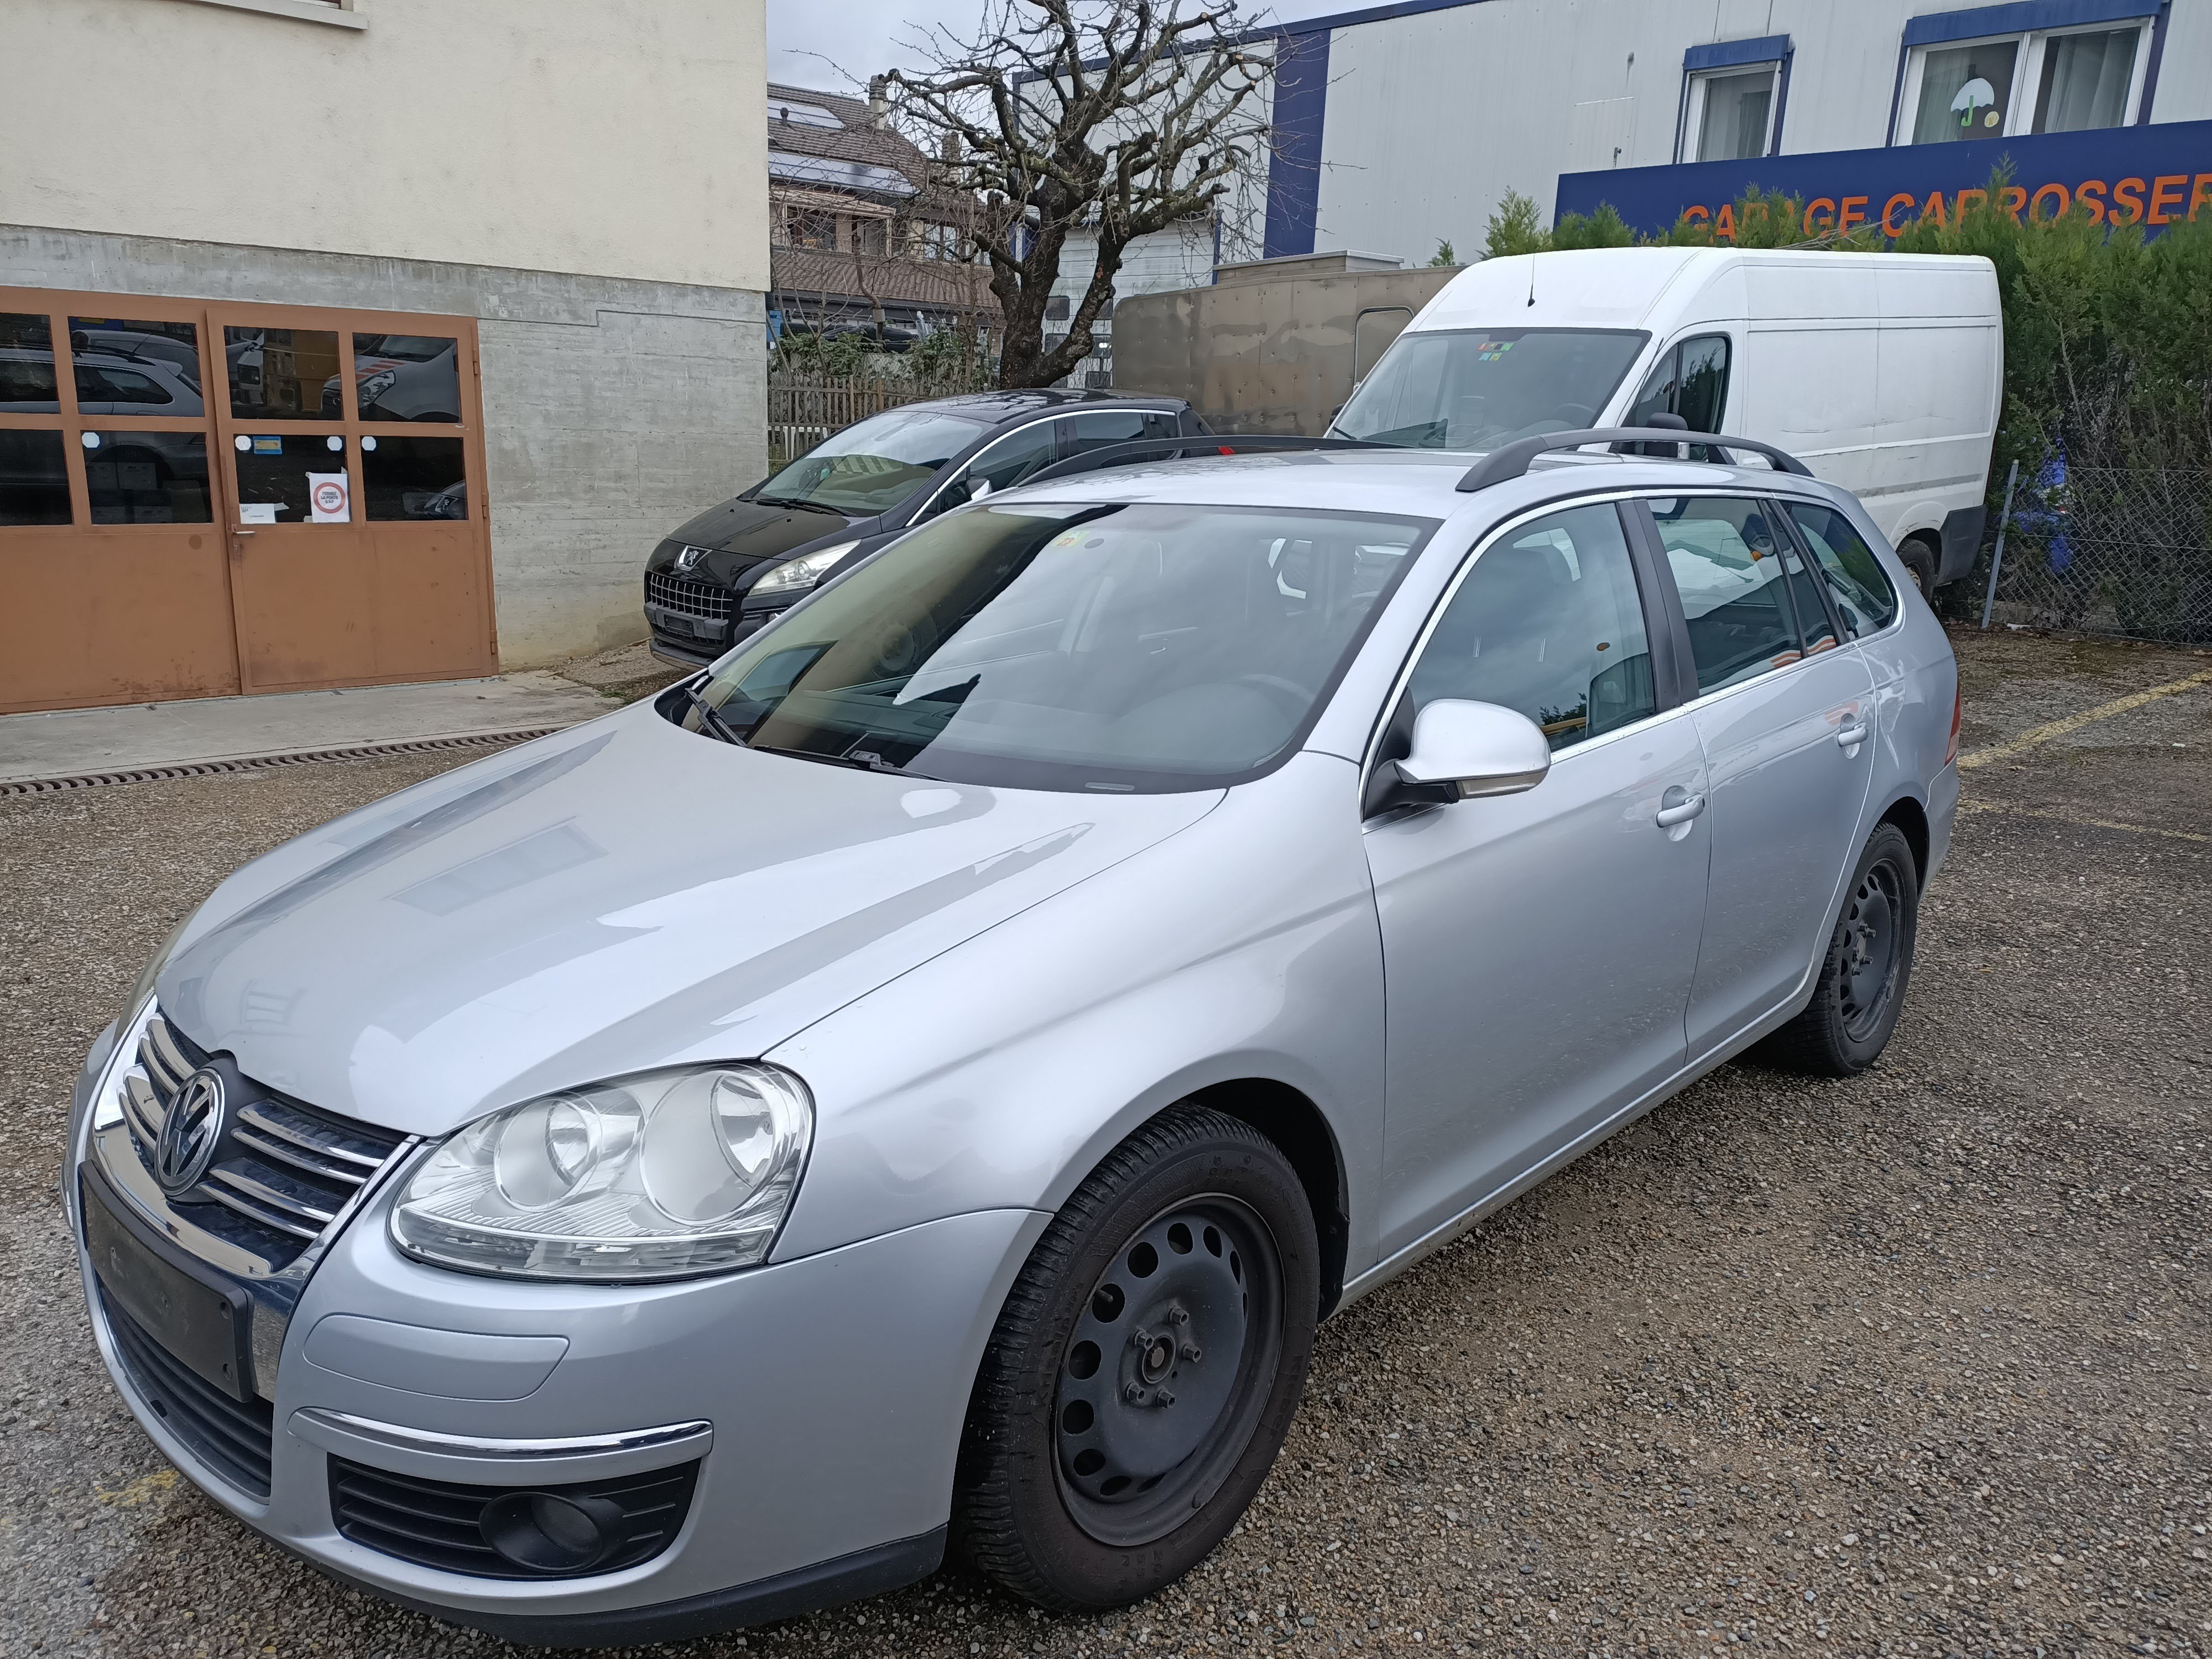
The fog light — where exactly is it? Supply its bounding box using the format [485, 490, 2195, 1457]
[481, 1490, 625, 1573]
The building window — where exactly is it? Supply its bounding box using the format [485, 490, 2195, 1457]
[1688, 67, 1778, 161]
[773, 100, 844, 131]
[1045, 295, 1071, 322]
[787, 210, 837, 252]
[853, 218, 888, 257]
[1896, 12, 2152, 144]
[1676, 36, 1790, 164]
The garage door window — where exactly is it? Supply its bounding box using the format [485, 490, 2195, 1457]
[351, 335, 461, 424]
[234, 431, 351, 523]
[84, 431, 211, 524]
[0, 429, 71, 525]
[362, 434, 466, 519]
[226, 327, 343, 421]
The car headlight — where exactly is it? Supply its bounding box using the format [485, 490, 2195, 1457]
[389, 1063, 813, 1281]
[750, 540, 859, 598]
[355, 368, 398, 411]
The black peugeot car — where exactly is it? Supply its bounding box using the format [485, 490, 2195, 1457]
[644, 389, 1207, 665]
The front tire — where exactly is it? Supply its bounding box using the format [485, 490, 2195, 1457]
[952, 1106, 1319, 1611]
[1755, 822, 1919, 1076]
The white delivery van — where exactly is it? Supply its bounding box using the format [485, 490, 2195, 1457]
[1328, 247, 2003, 591]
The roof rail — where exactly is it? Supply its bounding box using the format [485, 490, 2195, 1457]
[1455, 427, 1813, 493]
[1019, 434, 1386, 489]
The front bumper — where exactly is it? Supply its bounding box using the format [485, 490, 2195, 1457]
[69, 1044, 1045, 1641]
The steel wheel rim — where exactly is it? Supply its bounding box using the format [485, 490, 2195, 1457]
[1052, 1194, 1283, 1547]
[1838, 859, 1902, 1041]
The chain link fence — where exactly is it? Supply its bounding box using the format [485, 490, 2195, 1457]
[1957, 466, 2212, 645]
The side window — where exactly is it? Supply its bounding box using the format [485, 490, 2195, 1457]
[1650, 494, 1806, 693]
[1059, 409, 1182, 465]
[924, 421, 1058, 518]
[1408, 503, 1656, 751]
[1624, 335, 1732, 460]
[1625, 334, 1731, 431]
[1786, 500, 1898, 637]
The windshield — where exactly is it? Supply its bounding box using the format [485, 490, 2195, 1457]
[680, 500, 1432, 792]
[754, 406, 992, 514]
[1332, 328, 1649, 450]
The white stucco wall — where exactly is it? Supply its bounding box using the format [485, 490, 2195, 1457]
[1308, 0, 2199, 269]
[0, 0, 768, 293]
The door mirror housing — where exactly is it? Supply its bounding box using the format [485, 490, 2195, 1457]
[1394, 699, 1552, 800]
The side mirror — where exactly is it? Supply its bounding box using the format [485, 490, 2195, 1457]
[969, 476, 995, 500]
[1395, 700, 1551, 799]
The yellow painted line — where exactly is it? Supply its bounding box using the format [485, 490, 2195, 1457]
[1957, 797, 2212, 845]
[1958, 668, 2212, 770]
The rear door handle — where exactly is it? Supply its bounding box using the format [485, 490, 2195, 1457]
[1835, 722, 1870, 748]
[1655, 791, 1707, 828]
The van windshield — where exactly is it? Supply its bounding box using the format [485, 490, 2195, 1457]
[1332, 328, 1648, 450]
[679, 500, 1431, 792]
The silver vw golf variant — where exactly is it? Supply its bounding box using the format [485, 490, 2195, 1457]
[66, 434, 1960, 1642]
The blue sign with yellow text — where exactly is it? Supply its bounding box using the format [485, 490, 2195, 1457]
[1555, 119, 2212, 241]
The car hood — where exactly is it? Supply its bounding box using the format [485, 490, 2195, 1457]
[666, 495, 867, 568]
[156, 704, 1220, 1139]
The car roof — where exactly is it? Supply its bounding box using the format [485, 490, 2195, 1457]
[907, 388, 1189, 426]
[985, 445, 1856, 527]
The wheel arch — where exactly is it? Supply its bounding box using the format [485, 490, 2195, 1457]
[1177, 1078, 1351, 1321]
[1875, 791, 1930, 884]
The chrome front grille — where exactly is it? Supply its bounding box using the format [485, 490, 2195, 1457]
[116, 1010, 409, 1270]
[645, 570, 733, 620]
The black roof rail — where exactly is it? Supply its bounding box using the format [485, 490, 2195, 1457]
[1455, 427, 1813, 493]
[1019, 434, 1388, 489]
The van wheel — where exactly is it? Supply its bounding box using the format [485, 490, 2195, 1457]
[952, 1107, 1318, 1611]
[1897, 536, 1937, 595]
[1754, 823, 1919, 1077]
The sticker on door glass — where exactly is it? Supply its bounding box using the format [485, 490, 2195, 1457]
[307, 471, 351, 523]
[252, 436, 283, 454]
[239, 503, 279, 524]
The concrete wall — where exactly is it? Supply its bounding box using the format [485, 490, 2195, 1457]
[0, 0, 768, 294]
[1, 226, 767, 667]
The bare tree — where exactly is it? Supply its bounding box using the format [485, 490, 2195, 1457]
[889, 1, 1271, 389]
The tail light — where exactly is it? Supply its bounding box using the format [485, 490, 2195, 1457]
[1943, 678, 1963, 766]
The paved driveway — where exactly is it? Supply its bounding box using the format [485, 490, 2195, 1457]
[3, 628, 2206, 1659]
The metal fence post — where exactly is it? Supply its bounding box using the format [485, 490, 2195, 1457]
[1981, 460, 2022, 630]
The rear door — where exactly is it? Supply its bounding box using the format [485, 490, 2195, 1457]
[1632, 492, 1876, 1059]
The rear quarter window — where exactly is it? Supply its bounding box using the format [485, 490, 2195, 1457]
[1786, 501, 1897, 636]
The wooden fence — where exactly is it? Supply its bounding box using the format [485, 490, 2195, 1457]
[768, 374, 992, 466]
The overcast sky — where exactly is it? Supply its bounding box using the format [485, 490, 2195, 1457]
[767, 0, 1349, 90]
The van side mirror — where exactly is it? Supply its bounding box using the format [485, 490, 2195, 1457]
[1395, 700, 1552, 799]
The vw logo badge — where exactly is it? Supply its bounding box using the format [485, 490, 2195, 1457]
[674, 544, 706, 574]
[155, 1067, 226, 1196]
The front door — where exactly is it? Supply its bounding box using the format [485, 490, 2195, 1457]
[211, 308, 494, 692]
[1364, 500, 1712, 1258]
[1636, 493, 1877, 1058]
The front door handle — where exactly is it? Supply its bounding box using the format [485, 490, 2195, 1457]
[1835, 722, 1870, 749]
[1655, 790, 1707, 828]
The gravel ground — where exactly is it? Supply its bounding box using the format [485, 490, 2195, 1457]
[2, 627, 2208, 1659]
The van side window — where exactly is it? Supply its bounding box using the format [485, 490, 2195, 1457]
[1648, 495, 1803, 693]
[1408, 503, 1656, 750]
[1626, 335, 1731, 434]
[1786, 501, 1898, 636]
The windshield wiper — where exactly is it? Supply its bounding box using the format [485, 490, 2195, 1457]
[751, 743, 938, 781]
[677, 680, 745, 745]
[753, 494, 846, 513]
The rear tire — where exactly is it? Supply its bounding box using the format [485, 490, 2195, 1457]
[952, 1106, 1319, 1611]
[1754, 822, 1919, 1077]
[1897, 535, 1938, 596]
